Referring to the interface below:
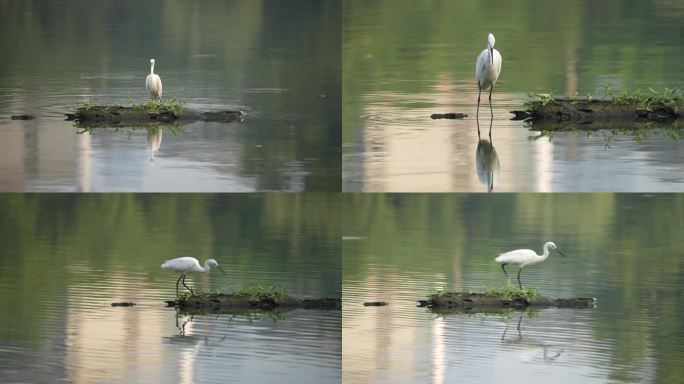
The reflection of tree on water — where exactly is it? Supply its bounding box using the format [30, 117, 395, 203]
[476, 114, 500, 192]
[501, 311, 564, 362]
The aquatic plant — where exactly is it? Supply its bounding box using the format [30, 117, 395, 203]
[73, 99, 95, 115]
[524, 86, 682, 113]
[132, 97, 186, 115]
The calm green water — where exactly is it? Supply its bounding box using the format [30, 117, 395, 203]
[342, 0, 684, 192]
[0, 194, 341, 383]
[343, 194, 684, 383]
[0, 0, 340, 191]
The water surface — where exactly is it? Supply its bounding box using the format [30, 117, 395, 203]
[0, 194, 341, 383]
[342, 0, 684, 191]
[0, 0, 340, 191]
[343, 194, 684, 383]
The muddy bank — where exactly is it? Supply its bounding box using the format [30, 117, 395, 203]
[512, 96, 682, 123]
[166, 293, 341, 310]
[418, 292, 596, 310]
[66, 105, 244, 124]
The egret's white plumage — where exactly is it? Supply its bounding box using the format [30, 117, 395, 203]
[161, 257, 225, 295]
[146, 58, 163, 102]
[475, 33, 502, 119]
[494, 241, 565, 289]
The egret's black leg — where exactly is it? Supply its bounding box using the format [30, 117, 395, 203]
[501, 263, 508, 277]
[181, 274, 194, 294]
[488, 110, 494, 140]
[175, 274, 183, 296]
[477, 86, 482, 127]
[489, 85, 494, 120]
[517, 268, 523, 290]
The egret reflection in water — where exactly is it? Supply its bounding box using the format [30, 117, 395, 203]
[475, 116, 500, 192]
[501, 312, 564, 362]
[147, 127, 163, 161]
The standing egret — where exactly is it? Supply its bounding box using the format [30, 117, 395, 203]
[161, 257, 226, 295]
[146, 58, 163, 102]
[475, 33, 502, 120]
[494, 241, 565, 289]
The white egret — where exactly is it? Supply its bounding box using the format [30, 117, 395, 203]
[146, 58, 163, 102]
[475, 33, 502, 119]
[494, 241, 565, 289]
[161, 257, 226, 295]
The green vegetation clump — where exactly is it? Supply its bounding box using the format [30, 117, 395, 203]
[524, 86, 682, 113]
[232, 284, 287, 302]
[481, 282, 539, 301]
[179, 284, 287, 301]
[73, 98, 186, 116]
[73, 100, 95, 115]
[427, 287, 454, 299]
[429, 281, 540, 301]
[132, 98, 186, 115]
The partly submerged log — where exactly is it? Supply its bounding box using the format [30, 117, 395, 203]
[512, 96, 682, 123]
[431, 113, 468, 119]
[363, 301, 389, 306]
[111, 302, 136, 307]
[11, 114, 35, 120]
[418, 292, 596, 310]
[66, 105, 244, 124]
[166, 293, 341, 310]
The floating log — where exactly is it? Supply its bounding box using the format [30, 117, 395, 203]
[111, 302, 136, 307]
[65, 105, 244, 124]
[11, 114, 35, 120]
[363, 301, 389, 306]
[166, 293, 341, 310]
[512, 96, 682, 123]
[431, 113, 467, 119]
[418, 292, 596, 310]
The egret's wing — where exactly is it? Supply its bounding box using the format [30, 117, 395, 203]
[493, 49, 502, 78]
[146, 74, 153, 94]
[495, 249, 533, 263]
[156, 75, 162, 99]
[475, 49, 488, 85]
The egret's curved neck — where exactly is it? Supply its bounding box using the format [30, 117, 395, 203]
[202, 261, 212, 272]
[540, 244, 552, 260]
[150, 62, 155, 75]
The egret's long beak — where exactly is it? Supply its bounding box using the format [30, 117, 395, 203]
[489, 46, 493, 66]
[217, 265, 227, 275]
[556, 248, 566, 257]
